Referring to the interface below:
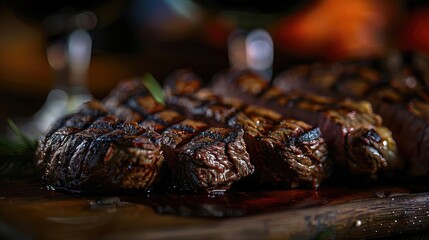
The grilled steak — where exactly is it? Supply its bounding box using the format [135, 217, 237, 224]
[102, 79, 254, 192]
[164, 69, 330, 188]
[213, 70, 402, 176]
[274, 63, 428, 176]
[36, 100, 164, 192]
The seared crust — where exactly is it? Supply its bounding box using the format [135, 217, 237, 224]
[102, 78, 254, 192]
[165, 69, 330, 188]
[213, 70, 401, 176]
[36, 101, 164, 192]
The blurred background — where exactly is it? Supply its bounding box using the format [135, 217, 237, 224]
[1, 0, 429, 134]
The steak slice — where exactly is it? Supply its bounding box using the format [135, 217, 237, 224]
[275, 63, 428, 176]
[213, 70, 402, 176]
[164, 69, 330, 188]
[102, 79, 254, 192]
[36, 100, 164, 192]
[169, 127, 251, 192]
[273, 63, 382, 99]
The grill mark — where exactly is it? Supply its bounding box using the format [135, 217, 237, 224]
[293, 128, 322, 145]
[168, 123, 201, 133]
[169, 87, 285, 137]
[181, 139, 216, 158]
[200, 130, 239, 144]
[42, 114, 75, 140]
[161, 120, 210, 150]
[126, 98, 153, 118]
[47, 114, 109, 186]
[218, 70, 400, 175]
[144, 113, 176, 128]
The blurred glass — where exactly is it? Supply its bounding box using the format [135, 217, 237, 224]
[3, 1, 105, 136]
[191, 0, 312, 79]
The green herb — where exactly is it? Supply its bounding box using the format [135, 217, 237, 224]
[0, 119, 38, 178]
[141, 73, 165, 105]
[6, 118, 34, 147]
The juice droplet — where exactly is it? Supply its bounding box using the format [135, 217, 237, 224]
[354, 220, 362, 227]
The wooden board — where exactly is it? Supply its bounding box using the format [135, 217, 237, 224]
[1, 177, 429, 239]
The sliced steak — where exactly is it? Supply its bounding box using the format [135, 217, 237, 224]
[169, 127, 251, 192]
[36, 100, 164, 192]
[275, 63, 429, 176]
[102, 79, 254, 192]
[213, 70, 402, 176]
[164, 69, 330, 188]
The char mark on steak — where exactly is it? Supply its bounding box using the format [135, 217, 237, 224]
[212, 70, 402, 176]
[36, 100, 165, 192]
[163, 69, 331, 188]
[103, 78, 165, 122]
[170, 127, 252, 192]
[275, 62, 428, 176]
[102, 78, 254, 192]
[273, 63, 383, 99]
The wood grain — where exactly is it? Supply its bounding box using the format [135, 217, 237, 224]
[0, 178, 428, 239]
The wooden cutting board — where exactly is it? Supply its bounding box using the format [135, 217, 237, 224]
[0, 177, 429, 239]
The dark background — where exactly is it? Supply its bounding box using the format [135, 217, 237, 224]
[1, 0, 429, 134]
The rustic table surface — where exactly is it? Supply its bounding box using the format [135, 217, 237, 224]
[1, 175, 429, 240]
